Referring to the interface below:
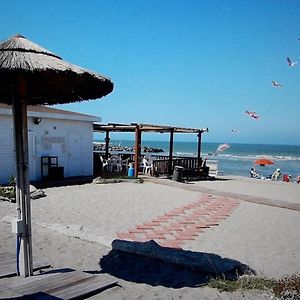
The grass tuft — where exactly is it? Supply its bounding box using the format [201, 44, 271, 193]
[209, 274, 300, 299]
[208, 275, 276, 293]
[0, 186, 15, 199]
[273, 274, 300, 299]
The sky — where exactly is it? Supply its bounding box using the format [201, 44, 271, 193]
[1, 0, 300, 145]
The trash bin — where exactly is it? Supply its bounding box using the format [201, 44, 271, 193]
[172, 166, 184, 182]
[128, 167, 135, 177]
[49, 166, 64, 180]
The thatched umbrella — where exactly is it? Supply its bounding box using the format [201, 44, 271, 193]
[0, 34, 113, 276]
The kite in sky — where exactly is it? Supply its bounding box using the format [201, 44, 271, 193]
[272, 80, 283, 88]
[287, 57, 298, 67]
[245, 110, 260, 120]
[216, 143, 230, 152]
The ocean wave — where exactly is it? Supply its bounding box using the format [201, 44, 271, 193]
[174, 152, 300, 161]
[217, 154, 300, 161]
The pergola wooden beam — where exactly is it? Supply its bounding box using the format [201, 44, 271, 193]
[134, 125, 141, 177]
[168, 128, 174, 175]
[93, 123, 209, 177]
[94, 123, 208, 134]
[105, 130, 110, 159]
[197, 131, 202, 173]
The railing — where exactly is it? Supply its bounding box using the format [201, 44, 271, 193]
[94, 151, 207, 177]
[152, 157, 203, 176]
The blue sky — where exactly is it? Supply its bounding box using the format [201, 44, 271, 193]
[2, 0, 300, 144]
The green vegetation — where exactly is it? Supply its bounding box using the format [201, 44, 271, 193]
[0, 186, 15, 199]
[209, 274, 300, 298]
[273, 274, 300, 299]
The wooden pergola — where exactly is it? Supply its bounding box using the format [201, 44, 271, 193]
[93, 123, 209, 177]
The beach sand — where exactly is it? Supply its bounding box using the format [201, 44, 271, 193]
[0, 176, 299, 299]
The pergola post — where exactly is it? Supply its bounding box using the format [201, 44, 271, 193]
[12, 79, 33, 277]
[134, 125, 141, 177]
[197, 131, 202, 173]
[105, 130, 110, 159]
[168, 128, 174, 176]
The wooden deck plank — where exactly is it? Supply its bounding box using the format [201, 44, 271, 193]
[8, 271, 89, 294]
[53, 275, 117, 299]
[2, 269, 117, 300]
[0, 251, 51, 279]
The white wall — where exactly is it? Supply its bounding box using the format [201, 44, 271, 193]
[0, 115, 94, 184]
[0, 115, 14, 183]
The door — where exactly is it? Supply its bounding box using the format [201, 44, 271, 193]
[68, 133, 83, 177]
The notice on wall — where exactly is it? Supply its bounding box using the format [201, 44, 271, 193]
[38, 136, 66, 153]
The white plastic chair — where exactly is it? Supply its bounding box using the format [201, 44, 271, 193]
[142, 157, 152, 175]
[206, 160, 220, 177]
[99, 155, 108, 171]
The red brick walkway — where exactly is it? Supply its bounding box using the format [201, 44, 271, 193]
[116, 194, 239, 248]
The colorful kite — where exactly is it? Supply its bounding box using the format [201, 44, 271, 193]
[216, 143, 230, 152]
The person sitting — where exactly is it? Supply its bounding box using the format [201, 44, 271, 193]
[271, 168, 281, 181]
[282, 174, 292, 182]
[296, 176, 300, 184]
[250, 168, 261, 179]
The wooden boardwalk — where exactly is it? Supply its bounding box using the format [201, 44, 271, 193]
[0, 251, 51, 279]
[0, 252, 117, 299]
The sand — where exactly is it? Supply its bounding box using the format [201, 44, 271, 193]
[0, 176, 299, 299]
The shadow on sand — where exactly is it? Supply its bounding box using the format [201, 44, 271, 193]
[99, 240, 255, 288]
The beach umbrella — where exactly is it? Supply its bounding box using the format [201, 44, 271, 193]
[216, 143, 230, 152]
[0, 34, 113, 276]
[254, 158, 274, 167]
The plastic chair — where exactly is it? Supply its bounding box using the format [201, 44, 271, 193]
[142, 157, 152, 175]
[99, 155, 108, 172]
[206, 160, 219, 177]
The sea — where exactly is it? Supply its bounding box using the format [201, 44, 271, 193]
[94, 140, 300, 180]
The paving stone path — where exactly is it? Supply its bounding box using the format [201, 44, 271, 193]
[116, 194, 239, 248]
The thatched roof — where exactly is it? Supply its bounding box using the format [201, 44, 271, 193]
[0, 34, 113, 105]
[0, 103, 100, 120]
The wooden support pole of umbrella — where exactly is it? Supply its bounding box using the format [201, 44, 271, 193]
[12, 78, 33, 276]
[0, 34, 113, 277]
[13, 103, 33, 276]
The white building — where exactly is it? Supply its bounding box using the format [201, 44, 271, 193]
[0, 104, 100, 184]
